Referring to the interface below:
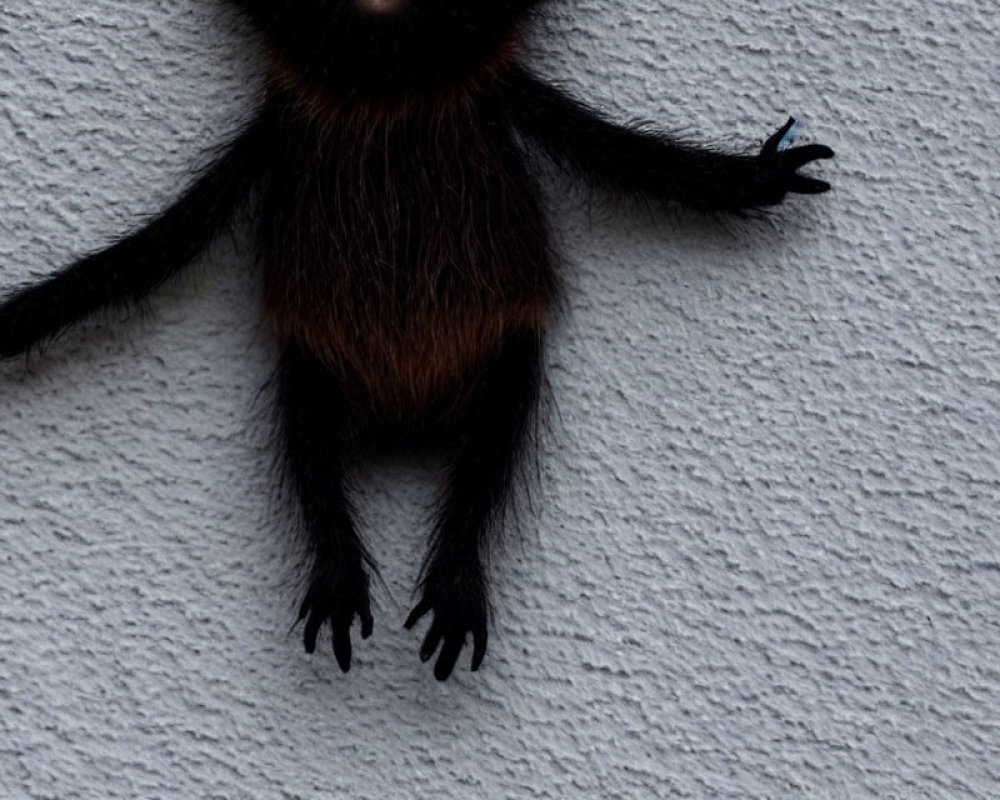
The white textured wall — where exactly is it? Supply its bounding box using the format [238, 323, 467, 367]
[1, 1, 998, 797]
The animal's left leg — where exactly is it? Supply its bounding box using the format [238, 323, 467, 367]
[405, 332, 543, 680]
[277, 342, 374, 672]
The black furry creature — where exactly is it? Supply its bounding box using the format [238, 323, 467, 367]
[0, 0, 834, 680]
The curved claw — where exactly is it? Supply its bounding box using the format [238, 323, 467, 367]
[404, 599, 432, 630]
[360, 609, 374, 639]
[762, 116, 798, 157]
[300, 601, 322, 654]
[470, 626, 488, 672]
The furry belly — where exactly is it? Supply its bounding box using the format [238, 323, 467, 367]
[266, 292, 548, 417]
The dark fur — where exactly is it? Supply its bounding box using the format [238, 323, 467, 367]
[0, 1, 833, 679]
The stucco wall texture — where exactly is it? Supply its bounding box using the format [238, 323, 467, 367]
[1, 1, 997, 798]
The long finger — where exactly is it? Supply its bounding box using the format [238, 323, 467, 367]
[303, 609, 323, 654]
[420, 618, 444, 663]
[471, 626, 488, 672]
[762, 117, 797, 156]
[434, 633, 465, 681]
[332, 622, 352, 673]
[404, 599, 432, 630]
[783, 144, 835, 169]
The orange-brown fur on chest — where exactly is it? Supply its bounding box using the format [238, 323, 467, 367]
[259, 66, 554, 418]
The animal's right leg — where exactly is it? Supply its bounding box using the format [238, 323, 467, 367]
[278, 342, 373, 672]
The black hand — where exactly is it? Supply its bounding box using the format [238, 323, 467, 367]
[757, 117, 835, 200]
[405, 572, 488, 681]
[299, 567, 374, 672]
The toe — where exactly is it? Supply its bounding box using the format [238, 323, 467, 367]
[434, 633, 464, 681]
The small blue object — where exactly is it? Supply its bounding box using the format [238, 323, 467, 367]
[777, 119, 802, 151]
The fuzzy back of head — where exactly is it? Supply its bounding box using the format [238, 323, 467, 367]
[231, 0, 547, 96]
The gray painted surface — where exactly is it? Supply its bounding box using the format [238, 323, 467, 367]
[1, 1, 997, 798]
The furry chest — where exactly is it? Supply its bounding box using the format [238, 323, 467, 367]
[259, 105, 554, 415]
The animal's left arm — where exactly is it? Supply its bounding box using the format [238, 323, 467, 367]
[0, 105, 276, 359]
[505, 67, 833, 211]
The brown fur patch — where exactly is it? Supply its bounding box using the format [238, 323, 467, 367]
[267, 293, 546, 417]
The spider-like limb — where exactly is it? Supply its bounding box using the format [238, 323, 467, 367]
[278, 342, 374, 673]
[506, 67, 834, 210]
[0, 105, 277, 359]
[406, 331, 543, 680]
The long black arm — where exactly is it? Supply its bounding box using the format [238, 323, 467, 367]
[0, 105, 276, 358]
[505, 67, 834, 211]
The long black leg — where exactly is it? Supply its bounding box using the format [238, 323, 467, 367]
[405, 332, 543, 680]
[278, 342, 374, 673]
[506, 67, 834, 210]
[0, 103, 278, 359]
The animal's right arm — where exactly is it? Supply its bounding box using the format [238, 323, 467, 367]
[505, 67, 834, 211]
[0, 104, 276, 359]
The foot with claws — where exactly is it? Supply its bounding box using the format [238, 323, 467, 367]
[298, 566, 374, 673]
[404, 568, 489, 681]
[749, 116, 835, 206]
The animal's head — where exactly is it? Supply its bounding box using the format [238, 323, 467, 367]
[232, 0, 546, 95]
